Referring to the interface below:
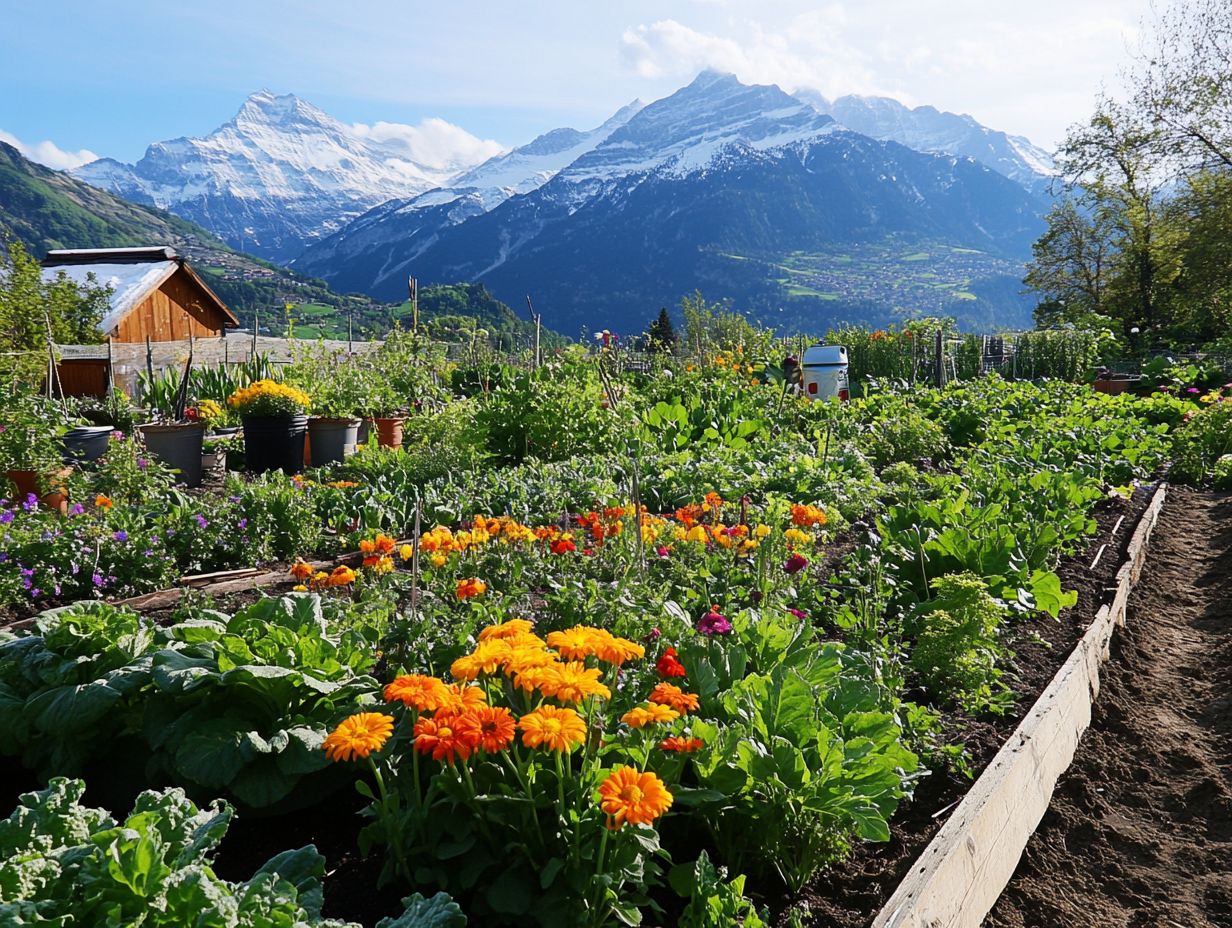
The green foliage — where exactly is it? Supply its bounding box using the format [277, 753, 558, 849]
[473, 361, 619, 465]
[670, 852, 767, 928]
[907, 573, 1011, 714]
[1170, 400, 1232, 484]
[0, 777, 364, 927]
[0, 595, 379, 808]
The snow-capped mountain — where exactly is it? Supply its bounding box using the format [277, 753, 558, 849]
[288, 100, 645, 287]
[792, 89, 1055, 189]
[297, 72, 1047, 333]
[73, 91, 491, 262]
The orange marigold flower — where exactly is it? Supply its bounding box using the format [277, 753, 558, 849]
[374, 533, 396, 555]
[479, 618, 536, 641]
[622, 704, 680, 728]
[790, 503, 828, 527]
[598, 766, 673, 828]
[456, 577, 487, 600]
[384, 674, 450, 712]
[537, 661, 612, 704]
[546, 626, 603, 660]
[289, 559, 313, 582]
[439, 682, 488, 713]
[94, 494, 113, 510]
[659, 735, 705, 753]
[413, 713, 477, 763]
[457, 705, 516, 753]
[359, 538, 376, 555]
[322, 712, 394, 763]
[518, 705, 587, 753]
[327, 565, 357, 587]
[648, 683, 699, 714]
[593, 632, 645, 667]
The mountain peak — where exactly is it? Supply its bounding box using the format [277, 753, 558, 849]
[234, 90, 329, 128]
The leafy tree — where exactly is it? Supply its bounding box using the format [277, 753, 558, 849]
[0, 239, 110, 384]
[1026, 198, 1116, 326]
[1130, 0, 1232, 171]
[646, 307, 678, 353]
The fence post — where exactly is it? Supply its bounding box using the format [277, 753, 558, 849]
[934, 329, 945, 389]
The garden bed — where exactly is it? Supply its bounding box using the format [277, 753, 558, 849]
[785, 484, 1156, 928]
[985, 488, 1232, 928]
[22, 484, 1143, 928]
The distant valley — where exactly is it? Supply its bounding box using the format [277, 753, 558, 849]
[35, 71, 1058, 336]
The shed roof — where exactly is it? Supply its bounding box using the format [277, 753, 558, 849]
[40, 247, 239, 334]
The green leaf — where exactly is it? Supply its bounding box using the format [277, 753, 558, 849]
[375, 892, 467, 928]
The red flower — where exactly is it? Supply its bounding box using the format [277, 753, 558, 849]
[655, 646, 687, 678]
[784, 553, 809, 575]
[550, 538, 576, 555]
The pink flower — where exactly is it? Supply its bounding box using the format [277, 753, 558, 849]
[784, 553, 809, 575]
[697, 610, 732, 636]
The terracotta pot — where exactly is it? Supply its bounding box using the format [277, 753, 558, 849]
[1092, 379, 1130, 395]
[6, 468, 71, 513]
[374, 417, 405, 449]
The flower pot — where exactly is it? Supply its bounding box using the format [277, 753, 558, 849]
[357, 418, 371, 446]
[201, 450, 226, 473]
[60, 425, 112, 463]
[241, 415, 308, 475]
[6, 468, 70, 513]
[139, 422, 207, 487]
[308, 417, 361, 466]
[374, 417, 405, 450]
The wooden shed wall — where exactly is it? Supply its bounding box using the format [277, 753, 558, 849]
[54, 359, 110, 399]
[112, 270, 232, 343]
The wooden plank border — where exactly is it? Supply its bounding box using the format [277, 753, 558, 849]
[874, 483, 1168, 928]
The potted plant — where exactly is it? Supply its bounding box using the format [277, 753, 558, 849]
[305, 362, 364, 466]
[201, 430, 237, 476]
[0, 393, 73, 511]
[227, 379, 311, 474]
[137, 371, 211, 487]
[356, 376, 406, 450]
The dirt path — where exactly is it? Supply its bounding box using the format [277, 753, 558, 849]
[986, 488, 1232, 928]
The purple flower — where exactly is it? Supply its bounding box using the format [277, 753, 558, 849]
[194, 514, 209, 529]
[69, 503, 85, 516]
[229, 495, 241, 504]
[784, 553, 809, 575]
[787, 607, 809, 621]
[113, 530, 128, 542]
[30, 588, 40, 598]
[111, 430, 125, 441]
[137, 457, 148, 470]
[22, 494, 38, 512]
[1187, 387, 1202, 395]
[91, 573, 104, 588]
[143, 549, 153, 557]
[0, 510, 12, 525]
[237, 518, 248, 529]
[697, 610, 733, 636]
[656, 546, 670, 557]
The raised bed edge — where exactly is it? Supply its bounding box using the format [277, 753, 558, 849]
[872, 483, 1168, 928]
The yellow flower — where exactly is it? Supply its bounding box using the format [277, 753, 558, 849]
[430, 553, 447, 568]
[598, 766, 673, 828]
[754, 524, 771, 538]
[685, 525, 709, 544]
[536, 661, 612, 704]
[479, 618, 536, 641]
[622, 704, 680, 728]
[292, 584, 308, 592]
[546, 626, 604, 661]
[399, 544, 414, 561]
[518, 705, 587, 752]
[784, 528, 813, 546]
[322, 712, 394, 762]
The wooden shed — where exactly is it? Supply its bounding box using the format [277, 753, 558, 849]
[41, 247, 240, 343]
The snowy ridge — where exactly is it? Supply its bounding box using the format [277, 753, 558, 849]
[72, 91, 491, 261]
[792, 89, 1055, 187]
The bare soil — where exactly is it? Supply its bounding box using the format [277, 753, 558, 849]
[984, 487, 1232, 928]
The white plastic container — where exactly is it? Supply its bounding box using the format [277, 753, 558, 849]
[801, 345, 849, 401]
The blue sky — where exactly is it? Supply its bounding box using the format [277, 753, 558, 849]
[0, 0, 1151, 170]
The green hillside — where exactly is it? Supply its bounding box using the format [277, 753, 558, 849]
[0, 141, 565, 346]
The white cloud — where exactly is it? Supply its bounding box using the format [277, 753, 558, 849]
[617, 1, 1149, 149]
[350, 117, 504, 172]
[0, 129, 98, 170]
[619, 16, 892, 104]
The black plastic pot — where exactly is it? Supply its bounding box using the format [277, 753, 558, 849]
[60, 425, 112, 462]
[241, 415, 308, 475]
[139, 422, 207, 487]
